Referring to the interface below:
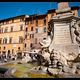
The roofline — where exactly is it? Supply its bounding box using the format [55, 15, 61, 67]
[47, 9, 55, 13]
[0, 15, 26, 22]
[26, 14, 47, 20]
[71, 6, 80, 10]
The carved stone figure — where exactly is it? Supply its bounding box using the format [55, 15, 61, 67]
[39, 13, 80, 70]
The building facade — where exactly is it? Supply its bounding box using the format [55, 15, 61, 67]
[0, 15, 26, 58]
[0, 2, 79, 57]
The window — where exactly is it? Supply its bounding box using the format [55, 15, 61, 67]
[26, 28, 28, 32]
[0, 28, 1, 33]
[8, 50, 10, 54]
[36, 28, 38, 33]
[25, 21, 29, 25]
[31, 27, 33, 31]
[25, 35, 27, 39]
[30, 34, 34, 39]
[3, 39, 5, 44]
[19, 36, 23, 43]
[4, 27, 8, 33]
[30, 21, 32, 24]
[32, 34, 34, 38]
[1, 28, 3, 33]
[30, 34, 31, 39]
[9, 37, 12, 43]
[4, 38, 7, 44]
[24, 44, 26, 48]
[30, 20, 34, 24]
[30, 43, 33, 48]
[44, 19, 46, 25]
[18, 47, 20, 50]
[0, 38, 2, 44]
[3, 38, 7, 44]
[44, 27, 46, 33]
[3, 47, 5, 50]
[20, 24, 23, 31]
[35, 38, 37, 44]
[36, 19, 38, 26]
[11, 26, 13, 32]
[12, 49, 14, 54]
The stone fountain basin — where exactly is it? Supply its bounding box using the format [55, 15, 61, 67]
[0, 67, 16, 78]
[0, 67, 8, 74]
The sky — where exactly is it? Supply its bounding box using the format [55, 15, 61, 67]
[0, 2, 80, 20]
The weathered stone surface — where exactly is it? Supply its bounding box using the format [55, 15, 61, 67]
[22, 54, 32, 63]
[70, 65, 77, 74]
[62, 66, 71, 73]
[48, 68, 60, 74]
[76, 69, 80, 74]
